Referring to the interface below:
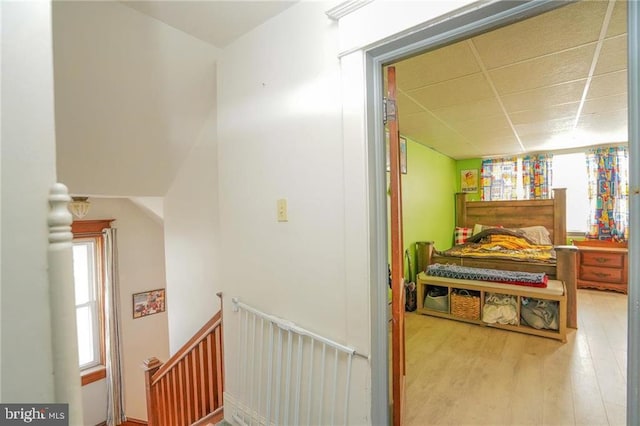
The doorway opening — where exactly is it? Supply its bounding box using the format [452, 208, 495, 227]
[369, 1, 637, 425]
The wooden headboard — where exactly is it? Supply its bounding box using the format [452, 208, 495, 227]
[455, 188, 567, 246]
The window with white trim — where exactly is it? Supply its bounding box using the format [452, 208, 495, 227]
[73, 237, 103, 370]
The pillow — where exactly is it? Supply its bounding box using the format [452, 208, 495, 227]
[454, 227, 473, 245]
[473, 224, 502, 235]
[516, 226, 552, 245]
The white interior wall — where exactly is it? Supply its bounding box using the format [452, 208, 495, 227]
[81, 198, 170, 422]
[215, 2, 371, 423]
[213, 1, 479, 424]
[52, 0, 219, 197]
[163, 113, 220, 353]
[0, 0, 57, 402]
[81, 379, 107, 426]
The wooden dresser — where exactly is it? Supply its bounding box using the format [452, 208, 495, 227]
[574, 239, 628, 294]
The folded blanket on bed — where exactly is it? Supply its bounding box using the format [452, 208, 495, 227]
[426, 263, 548, 287]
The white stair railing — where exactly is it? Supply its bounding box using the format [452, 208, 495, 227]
[231, 298, 363, 426]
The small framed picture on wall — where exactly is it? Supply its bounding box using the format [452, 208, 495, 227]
[133, 288, 166, 319]
[385, 131, 408, 174]
[461, 169, 478, 193]
[400, 137, 407, 174]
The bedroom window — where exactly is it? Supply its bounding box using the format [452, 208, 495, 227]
[552, 153, 589, 233]
[480, 157, 519, 200]
[481, 156, 553, 201]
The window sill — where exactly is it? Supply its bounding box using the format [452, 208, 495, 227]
[81, 366, 106, 386]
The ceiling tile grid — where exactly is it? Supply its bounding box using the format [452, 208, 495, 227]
[470, 1, 608, 69]
[389, 0, 628, 160]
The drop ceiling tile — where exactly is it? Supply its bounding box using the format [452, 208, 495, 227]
[514, 116, 575, 137]
[594, 35, 627, 75]
[581, 93, 627, 115]
[452, 113, 511, 132]
[489, 44, 595, 95]
[606, 0, 627, 38]
[441, 142, 484, 160]
[572, 128, 628, 146]
[397, 91, 425, 115]
[455, 126, 516, 143]
[426, 140, 479, 160]
[521, 132, 585, 152]
[476, 136, 522, 154]
[396, 41, 481, 91]
[576, 108, 628, 137]
[501, 80, 586, 112]
[399, 111, 443, 136]
[587, 70, 627, 98]
[431, 97, 503, 124]
[452, 115, 515, 141]
[509, 103, 580, 125]
[471, 1, 607, 69]
[399, 111, 469, 147]
[407, 73, 493, 110]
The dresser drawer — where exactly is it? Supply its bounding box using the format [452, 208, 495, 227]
[580, 251, 625, 268]
[580, 265, 625, 284]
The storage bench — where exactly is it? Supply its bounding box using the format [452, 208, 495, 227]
[416, 272, 567, 342]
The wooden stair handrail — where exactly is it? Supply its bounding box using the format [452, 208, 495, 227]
[143, 293, 224, 426]
[151, 311, 221, 385]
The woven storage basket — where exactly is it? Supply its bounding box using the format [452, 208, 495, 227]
[451, 289, 481, 320]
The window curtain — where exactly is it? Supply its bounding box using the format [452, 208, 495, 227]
[480, 157, 518, 200]
[585, 146, 629, 241]
[103, 228, 126, 426]
[522, 154, 553, 199]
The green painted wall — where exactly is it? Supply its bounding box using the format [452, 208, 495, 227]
[391, 138, 457, 281]
[455, 158, 482, 202]
[388, 144, 488, 281]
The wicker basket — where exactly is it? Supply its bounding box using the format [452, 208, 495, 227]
[451, 289, 481, 320]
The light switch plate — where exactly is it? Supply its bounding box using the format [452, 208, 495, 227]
[277, 199, 288, 222]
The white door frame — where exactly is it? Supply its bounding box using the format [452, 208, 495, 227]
[365, 1, 640, 424]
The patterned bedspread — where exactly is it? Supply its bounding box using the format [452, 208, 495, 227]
[426, 263, 548, 287]
[438, 228, 556, 264]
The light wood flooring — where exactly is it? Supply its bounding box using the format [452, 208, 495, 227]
[403, 289, 627, 426]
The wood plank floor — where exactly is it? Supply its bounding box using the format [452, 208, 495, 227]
[403, 289, 627, 426]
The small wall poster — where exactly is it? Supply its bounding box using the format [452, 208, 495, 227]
[133, 289, 166, 319]
[461, 169, 478, 193]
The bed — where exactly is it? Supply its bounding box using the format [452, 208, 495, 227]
[416, 188, 578, 328]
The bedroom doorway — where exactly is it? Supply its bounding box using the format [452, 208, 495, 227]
[369, 1, 639, 425]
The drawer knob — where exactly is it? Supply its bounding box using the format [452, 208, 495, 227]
[593, 271, 612, 278]
[595, 257, 610, 263]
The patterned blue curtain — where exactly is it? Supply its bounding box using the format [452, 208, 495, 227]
[480, 157, 518, 201]
[585, 146, 629, 241]
[522, 154, 553, 199]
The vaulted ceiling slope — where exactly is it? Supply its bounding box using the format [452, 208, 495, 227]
[394, 0, 628, 160]
[121, 1, 297, 48]
[53, 1, 296, 197]
[53, 1, 219, 196]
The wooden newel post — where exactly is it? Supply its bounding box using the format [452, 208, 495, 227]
[143, 357, 163, 426]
